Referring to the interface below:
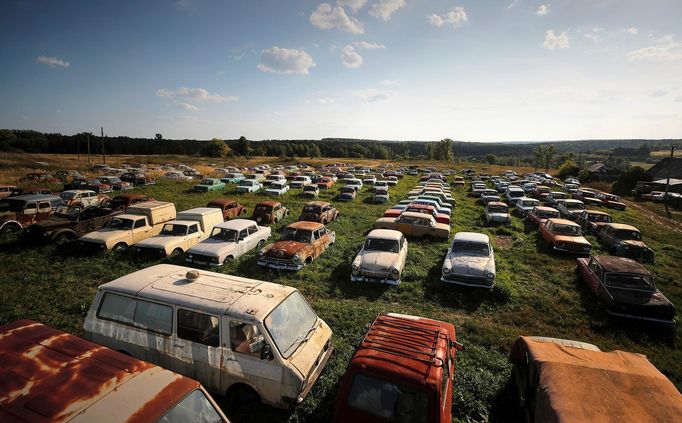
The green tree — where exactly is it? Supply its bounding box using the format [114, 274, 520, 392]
[611, 166, 646, 196]
[556, 159, 579, 179]
[236, 136, 251, 156]
[203, 138, 229, 157]
[485, 154, 497, 165]
[544, 145, 556, 172]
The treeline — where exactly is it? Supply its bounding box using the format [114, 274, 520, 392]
[0, 129, 678, 161]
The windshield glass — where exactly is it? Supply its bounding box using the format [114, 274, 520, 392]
[347, 374, 428, 423]
[158, 389, 223, 423]
[614, 229, 641, 240]
[364, 238, 399, 252]
[536, 209, 559, 218]
[60, 192, 77, 200]
[452, 241, 489, 255]
[566, 202, 585, 210]
[341, 187, 354, 193]
[304, 185, 316, 191]
[106, 217, 134, 230]
[210, 227, 238, 242]
[303, 205, 321, 214]
[280, 228, 312, 243]
[590, 214, 612, 222]
[488, 205, 507, 213]
[161, 224, 187, 236]
[239, 180, 253, 186]
[604, 273, 654, 291]
[200, 179, 213, 185]
[553, 224, 581, 236]
[255, 204, 272, 212]
[265, 292, 317, 358]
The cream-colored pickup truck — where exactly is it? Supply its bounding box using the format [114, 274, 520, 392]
[78, 201, 176, 251]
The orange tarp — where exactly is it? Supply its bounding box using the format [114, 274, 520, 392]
[509, 336, 682, 423]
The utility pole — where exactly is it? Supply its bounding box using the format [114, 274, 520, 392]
[101, 126, 106, 164]
[77, 135, 80, 161]
[87, 133, 91, 164]
[664, 144, 676, 218]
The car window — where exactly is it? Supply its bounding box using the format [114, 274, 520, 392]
[158, 390, 223, 423]
[238, 229, 248, 240]
[134, 219, 146, 229]
[229, 320, 263, 356]
[177, 309, 219, 347]
[588, 259, 603, 280]
[247, 225, 259, 235]
[347, 374, 428, 423]
[97, 293, 172, 335]
[187, 224, 199, 235]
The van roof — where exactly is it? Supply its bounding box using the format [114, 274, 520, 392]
[351, 313, 454, 386]
[0, 320, 206, 422]
[98, 264, 296, 320]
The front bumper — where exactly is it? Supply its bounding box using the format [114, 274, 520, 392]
[135, 246, 168, 257]
[79, 240, 108, 252]
[351, 273, 400, 286]
[553, 244, 591, 255]
[258, 259, 304, 271]
[441, 273, 495, 289]
[186, 254, 221, 266]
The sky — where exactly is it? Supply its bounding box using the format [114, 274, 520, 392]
[1, 0, 681, 142]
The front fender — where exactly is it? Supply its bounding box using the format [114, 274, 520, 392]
[51, 228, 77, 240]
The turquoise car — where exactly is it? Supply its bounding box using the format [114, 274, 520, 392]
[220, 173, 245, 184]
[193, 178, 226, 192]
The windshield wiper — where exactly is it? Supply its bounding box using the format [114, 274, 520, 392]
[282, 323, 317, 356]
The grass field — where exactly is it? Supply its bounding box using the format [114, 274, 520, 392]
[0, 155, 680, 422]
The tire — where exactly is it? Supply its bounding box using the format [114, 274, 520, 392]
[0, 223, 21, 234]
[113, 242, 127, 252]
[54, 233, 75, 245]
[321, 219, 327, 225]
[256, 239, 265, 249]
[170, 248, 183, 258]
[224, 256, 234, 264]
[273, 217, 278, 223]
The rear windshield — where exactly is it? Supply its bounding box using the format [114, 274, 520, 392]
[589, 213, 612, 223]
[210, 227, 238, 242]
[161, 224, 188, 236]
[488, 205, 507, 213]
[346, 374, 428, 423]
[614, 229, 641, 240]
[303, 205, 321, 213]
[106, 217, 135, 230]
[566, 202, 585, 210]
[255, 204, 273, 212]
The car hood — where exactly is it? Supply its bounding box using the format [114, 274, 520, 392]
[554, 235, 591, 245]
[359, 250, 399, 272]
[265, 240, 308, 258]
[448, 254, 493, 276]
[607, 288, 674, 317]
[188, 239, 236, 256]
[137, 235, 184, 248]
[622, 240, 648, 248]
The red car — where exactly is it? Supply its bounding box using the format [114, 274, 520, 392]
[334, 313, 462, 423]
[596, 192, 627, 211]
[527, 206, 560, 226]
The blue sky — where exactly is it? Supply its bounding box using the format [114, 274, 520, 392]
[1, 0, 681, 141]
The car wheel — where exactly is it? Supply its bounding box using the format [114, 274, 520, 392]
[54, 233, 75, 245]
[0, 223, 21, 234]
[256, 239, 265, 249]
[224, 256, 234, 264]
[273, 217, 278, 223]
[113, 242, 127, 252]
[170, 248, 183, 258]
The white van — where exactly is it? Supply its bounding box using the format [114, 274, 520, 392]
[84, 264, 333, 409]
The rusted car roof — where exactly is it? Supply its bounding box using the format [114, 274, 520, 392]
[287, 220, 324, 230]
[547, 218, 579, 226]
[487, 201, 508, 207]
[207, 198, 238, 206]
[509, 336, 682, 423]
[594, 255, 651, 275]
[603, 222, 639, 231]
[304, 200, 330, 208]
[583, 209, 611, 216]
[113, 193, 147, 200]
[0, 320, 218, 423]
[533, 206, 559, 212]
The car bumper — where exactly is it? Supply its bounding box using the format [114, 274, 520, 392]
[135, 246, 167, 257]
[186, 255, 221, 266]
[607, 310, 676, 326]
[441, 274, 494, 289]
[351, 274, 400, 286]
[79, 240, 108, 252]
[553, 245, 591, 255]
[258, 260, 304, 271]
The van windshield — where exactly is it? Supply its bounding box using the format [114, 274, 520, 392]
[264, 292, 317, 358]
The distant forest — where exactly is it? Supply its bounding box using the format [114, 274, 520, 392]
[0, 129, 677, 163]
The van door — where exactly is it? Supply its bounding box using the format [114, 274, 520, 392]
[223, 318, 283, 404]
[172, 308, 223, 392]
[131, 217, 150, 243]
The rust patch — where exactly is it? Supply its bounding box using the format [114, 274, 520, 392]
[126, 377, 199, 423]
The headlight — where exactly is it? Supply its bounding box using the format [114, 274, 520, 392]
[621, 243, 630, 250]
[188, 254, 193, 259]
[292, 254, 302, 263]
[443, 267, 451, 274]
[391, 268, 400, 278]
[351, 263, 359, 271]
[487, 272, 495, 279]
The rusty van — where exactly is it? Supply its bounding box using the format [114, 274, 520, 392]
[84, 264, 333, 409]
[0, 319, 230, 422]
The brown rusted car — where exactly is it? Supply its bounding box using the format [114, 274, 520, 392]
[298, 201, 339, 224]
[207, 198, 247, 220]
[0, 320, 230, 422]
[539, 218, 592, 255]
[251, 200, 289, 224]
[576, 209, 613, 235]
[109, 193, 155, 212]
[258, 221, 336, 270]
[0, 194, 63, 234]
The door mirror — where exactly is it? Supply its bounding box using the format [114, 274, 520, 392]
[260, 342, 274, 361]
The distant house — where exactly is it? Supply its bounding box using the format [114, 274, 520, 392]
[645, 157, 682, 180]
[587, 162, 620, 181]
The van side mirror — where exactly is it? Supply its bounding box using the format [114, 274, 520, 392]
[260, 343, 274, 361]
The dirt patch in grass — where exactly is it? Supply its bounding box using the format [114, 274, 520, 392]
[494, 235, 513, 250]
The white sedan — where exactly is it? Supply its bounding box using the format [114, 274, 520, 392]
[441, 232, 496, 289]
[351, 229, 407, 285]
[186, 219, 271, 266]
[265, 181, 290, 196]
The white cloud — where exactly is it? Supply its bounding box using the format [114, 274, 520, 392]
[310, 3, 364, 34]
[257, 47, 316, 75]
[337, 0, 367, 12]
[354, 41, 386, 49]
[506, 0, 521, 10]
[623, 27, 639, 35]
[318, 96, 335, 104]
[341, 45, 363, 68]
[584, 27, 605, 43]
[156, 87, 237, 103]
[626, 35, 682, 62]
[427, 7, 468, 29]
[536, 4, 550, 16]
[36, 55, 70, 69]
[176, 102, 199, 111]
[369, 0, 405, 22]
[542, 30, 570, 50]
[353, 88, 392, 102]
[381, 79, 398, 85]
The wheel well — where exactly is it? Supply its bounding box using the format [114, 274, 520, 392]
[225, 382, 260, 401]
[305, 256, 313, 264]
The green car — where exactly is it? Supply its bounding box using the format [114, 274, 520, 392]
[193, 178, 226, 192]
